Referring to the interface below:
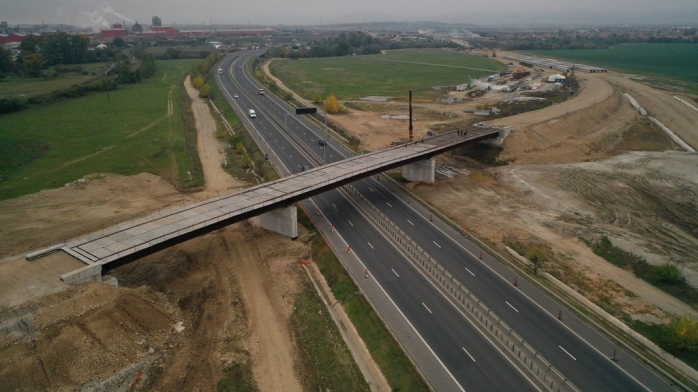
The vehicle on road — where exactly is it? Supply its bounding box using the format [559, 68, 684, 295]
[248, 109, 256, 118]
[318, 139, 326, 146]
[234, 94, 239, 99]
[258, 88, 265, 95]
[218, 68, 223, 75]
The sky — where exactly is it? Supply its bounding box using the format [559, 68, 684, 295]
[2, 0, 697, 27]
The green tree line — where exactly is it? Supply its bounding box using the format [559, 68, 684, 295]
[266, 31, 457, 59]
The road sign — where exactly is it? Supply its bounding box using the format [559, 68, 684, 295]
[295, 107, 317, 115]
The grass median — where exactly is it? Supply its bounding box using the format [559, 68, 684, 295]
[298, 212, 429, 392]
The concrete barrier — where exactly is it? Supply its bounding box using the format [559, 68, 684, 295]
[60, 264, 102, 284]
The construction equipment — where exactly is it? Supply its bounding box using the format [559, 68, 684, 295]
[512, 66, 530, 80]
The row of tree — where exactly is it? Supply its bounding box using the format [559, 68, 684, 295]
[18, 32, 92, 65]
[267, 31, 457, 59]
[503, 33, 698, 51]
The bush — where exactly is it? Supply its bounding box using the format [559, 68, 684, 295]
[324, 94, 340, 114]
[0, 97, 23, 114]
[652, 263, 685, 286]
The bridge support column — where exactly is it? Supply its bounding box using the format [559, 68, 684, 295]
[260, 206, 298, 239]
[402, 158, 435, 183]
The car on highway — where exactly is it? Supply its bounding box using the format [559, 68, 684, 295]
[233, 94, 239, 99]
[248, 109, 256, 118]
[318, 139, 326, 146]
[238, 66, 242, 69]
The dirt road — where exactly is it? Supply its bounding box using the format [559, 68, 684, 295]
[599, 74, 698, 151]
[184, 76, 244, 194]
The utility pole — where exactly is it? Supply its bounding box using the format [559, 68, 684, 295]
[408, 88, 413, 142]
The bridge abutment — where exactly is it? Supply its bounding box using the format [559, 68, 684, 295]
[402, 158, 435, 183]
[478, 126, 511, 146]
[58, 261, 119, 285]
[260, 206, 299, 239]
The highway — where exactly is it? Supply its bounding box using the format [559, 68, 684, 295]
[215, 51, 676, 391]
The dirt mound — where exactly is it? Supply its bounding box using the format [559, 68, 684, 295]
[414, 151, 698, 319]
[497, 88, 639, 165]
[500, 151, 698, 282]
[0, 173, 194, 260]
[0, 283, 178, 391]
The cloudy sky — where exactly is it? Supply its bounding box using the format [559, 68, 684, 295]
[2, 0, 697, 27]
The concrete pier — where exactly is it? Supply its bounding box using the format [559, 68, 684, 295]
[260, 206, 298, 239]
[402, 158, 435, 183]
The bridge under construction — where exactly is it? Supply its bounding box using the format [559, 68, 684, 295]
[25, 125, 506, 283]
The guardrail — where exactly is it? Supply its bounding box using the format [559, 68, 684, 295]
[341, 184, 578, 392]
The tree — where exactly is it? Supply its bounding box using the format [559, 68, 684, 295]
[113, 37, 126, 47]
[525, 246, 546, 274]
[335, 41, 350, 56]
[199, 83, 211, 98]
[0, 47, 13, 73]
[165, 47, 182, 59]
[19, 35, 42, 55]
[324, 94, 340, 114]
[667, 316, 698, 352]
[653, 263, 684, 285]
[191, 75, 205, 89]
[22, 53, 46, 77]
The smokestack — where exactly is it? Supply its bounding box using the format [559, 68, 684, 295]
[408, 88, 413, 142]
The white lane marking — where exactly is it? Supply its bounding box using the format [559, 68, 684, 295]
[407, 219, 414, 226]
[464, 267, 475, 276]
[505, 301, 519, 313]
[462, 347, 476, 362]
[348, 220, 353, 227]
[559, 345, 577, 361]
[367, 242, 374, 249]
[330, 155, 334, 158]
[433, 241, 441, 248]
[386, 202, 392, 207]
[392, 268, 400, 278]
[332, 203, 336, 207]
[422, 303, 433, 314]
[369, 187, 374, 192]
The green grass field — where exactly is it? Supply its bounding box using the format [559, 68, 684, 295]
[521, 43, 698, 89]
[268, 48, 506, 100]
[0, 59, 200, 201]
[0, 63, 107, 98]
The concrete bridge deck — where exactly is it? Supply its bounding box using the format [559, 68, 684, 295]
[41, 126, 502, 276]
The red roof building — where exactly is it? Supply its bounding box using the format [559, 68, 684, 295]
[100, 24, 127, 38]
[0, 34, 29, 44]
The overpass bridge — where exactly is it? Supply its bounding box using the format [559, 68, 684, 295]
[29, 126, 505, 283]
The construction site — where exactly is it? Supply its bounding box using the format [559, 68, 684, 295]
[1, 45, 698, 391]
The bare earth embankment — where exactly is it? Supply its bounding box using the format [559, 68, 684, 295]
[1, 76, 307, 391]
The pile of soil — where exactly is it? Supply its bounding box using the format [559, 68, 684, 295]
[0, 283, 178, 391]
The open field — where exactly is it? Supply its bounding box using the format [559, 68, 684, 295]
[268, 48, 505, 100]
[0, 63, 108, 98]
[0, 59, 200, 200]
[522, 44, 698, 93]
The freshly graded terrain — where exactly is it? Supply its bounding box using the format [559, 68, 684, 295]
[3, 46, 698, 390]
[1, 73, 370, 391]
